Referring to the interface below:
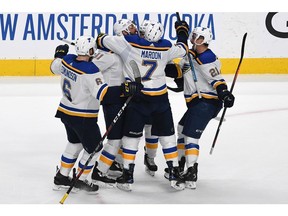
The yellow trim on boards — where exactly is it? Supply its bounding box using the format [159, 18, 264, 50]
[0, 58, 287, 76]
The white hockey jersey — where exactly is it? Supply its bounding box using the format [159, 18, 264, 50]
[50, 54, 108, 118]
[180, 49, 227, 103]
[92, 50, 125, 87]
[97, 34, 187, 97]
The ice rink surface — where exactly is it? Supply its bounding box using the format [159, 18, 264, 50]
[0, 74, 288, 214]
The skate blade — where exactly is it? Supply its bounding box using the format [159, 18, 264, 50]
[52, 184, 79, 193]
[116, 183, 132, 191]
[185, 181, 196, 189]
[72, 187, 99, 195]
[92, 180, 115, 189]
[170, 180, 185, 190]
[145, 167, 155, 176]
[52, 184, 70, 191]
[84, 190, 99, 195]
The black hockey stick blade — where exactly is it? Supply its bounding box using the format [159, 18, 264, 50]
[230, 32, 247, 93]
[167, 85, 183, 93]
[176, 12, 181, 21]
[129, 60, 142, 83]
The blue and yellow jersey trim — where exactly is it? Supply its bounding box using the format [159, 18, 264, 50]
[96, 83, 108, 102]
[142, 84, 167, 96]
[189, 49, 217, 65]
[62, 59, 85, 75]
[129, 42, 170, 51]
[57, 103, 99, 118]
[62, 54, 101, 75]
[211, 79, 226, 89]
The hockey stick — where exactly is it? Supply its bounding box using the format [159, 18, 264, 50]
[209, 32, 247, 155]
[167, 85, 183, 93]
[59, 60, 142, 204]
[60, 38, 75, 45]
[176, 12, 202, 99]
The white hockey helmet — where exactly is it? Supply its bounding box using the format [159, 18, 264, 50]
[75, 35, 97, 57]
[113, 19, 138, 36]
[144, 21, 164, 42]
[139, 19, 151, 36]
[190, 27, 213, 45]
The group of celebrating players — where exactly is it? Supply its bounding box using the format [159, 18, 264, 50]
[50, 16, 235, 194]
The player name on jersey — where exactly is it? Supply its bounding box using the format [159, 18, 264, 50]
[61, 67, 77, 82]
[141, 50, 162, 60]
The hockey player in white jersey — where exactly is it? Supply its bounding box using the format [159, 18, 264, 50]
[51, 35, 109, 193]
[96, 20, 189, 191]
[91, 19, 138, 188]
[165, 26, 235, 189]
[138, 19, 160, 176]
[114, 19, 159, 176]
[88, 49, 125, 187]
[96, 19, 159, 178]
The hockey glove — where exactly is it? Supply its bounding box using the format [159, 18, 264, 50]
[217, 87, 235, 108]
[121, 82, 143, 97]
[96, 33, 107, 48]
[54, 44, 69, 58]
[175, 20, 189, 45]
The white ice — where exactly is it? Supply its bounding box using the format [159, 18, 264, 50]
[0, 75, 288, 213]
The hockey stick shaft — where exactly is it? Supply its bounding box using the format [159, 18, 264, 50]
[60, 38, 75, 46]
[209, 32, 247, 155]
[59, 60, 141, 204]
[176, 12, 202, 98]
[167, 85, 183, 93]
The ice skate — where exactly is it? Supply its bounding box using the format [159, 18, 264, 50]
[53, 168, 72, 191]
[164, 157, 186, 179]
[166, 161, 185, 190]
[74, 179, 99, 194]
[183, 163, 198, 189]
[116, 164, 135, 191]
[144, 153, 158, 176]
[108, 161, 123, 177]
[92, 166, 116, 188]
